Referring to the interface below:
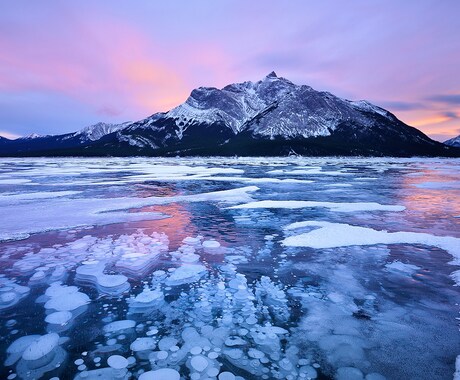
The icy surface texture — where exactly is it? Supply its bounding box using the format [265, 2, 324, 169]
[0, 157, 459, 379]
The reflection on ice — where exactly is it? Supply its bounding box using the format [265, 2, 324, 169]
[0, 186, 258, 242]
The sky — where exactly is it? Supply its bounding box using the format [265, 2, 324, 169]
[0, 0, 459, 141]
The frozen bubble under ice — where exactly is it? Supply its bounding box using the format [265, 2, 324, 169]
[336, 367, 364, 380]
[130, 337, 156, 352]
[22, 333, 59, 361]
[219, 372, 236, 380]
[107, 354, 128, 369]
[203, 239, 221, 249]
[44, 290, 90, 312]
[45, 311, 73, 325]
[158, 337, 178, 351]
[139, 368, 180, 380]
[103, 320, 136, 334]
[190, 355, 208, 372]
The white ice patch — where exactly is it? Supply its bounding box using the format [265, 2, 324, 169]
[454, 355, 460, 380]
[0, 178, 32, 185]
[414, 181, 460, 190]
[267, 168, 352, 176]
[324, 183, 353, 187]
[229, 200, 405, 213]
[0, 191, 81, 204]
[196, 176, 314, 184]
[283, 221, 460, 282]
[385, 261, 420, 275]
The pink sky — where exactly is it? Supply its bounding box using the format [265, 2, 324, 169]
[0, 1, 459, 141]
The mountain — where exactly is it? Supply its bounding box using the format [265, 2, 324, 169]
[73, 122, 131, 142]
[18, 133, 43, 140]
[1, 72, 459, 157]
[444, 135, 460, 148]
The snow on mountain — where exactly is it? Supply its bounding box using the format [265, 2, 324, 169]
[74, 122, 132, 142]
[164, 72, 398, 140]
[18, 133, 44, 140]
[1, 72, 458, 157]
[347, 100, 395, 120]
[166, 72, 295, 137]
[444, 135, 460, 147]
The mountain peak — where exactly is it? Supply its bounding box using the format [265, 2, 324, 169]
[2, 73, 457, 157]
[18, 133, 43, 140]
[75, 121, 131, 141]
[444, 134, 460, 147]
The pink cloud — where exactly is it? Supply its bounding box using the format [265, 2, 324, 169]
[0, 130, 21, 139]
[1, 2, 459, 141]
[0, 9, 232, 121]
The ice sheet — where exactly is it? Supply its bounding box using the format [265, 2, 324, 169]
[0, 186, 258, 241]
[0, 157, 459, 380]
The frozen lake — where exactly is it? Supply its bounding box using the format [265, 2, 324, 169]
[0, 157, 459, 380]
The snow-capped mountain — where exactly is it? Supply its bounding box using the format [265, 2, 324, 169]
[73, 122, 131, 142]
[156, 71, 397, 140]
[444, 135, 460, 147]
[1, 73, 459, 157]
[18, 133, 44, 140]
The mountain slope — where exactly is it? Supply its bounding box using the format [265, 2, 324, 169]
[0, 122, 130, 156]
[444, 135, 460, 148]
[1, 73, 459, 157]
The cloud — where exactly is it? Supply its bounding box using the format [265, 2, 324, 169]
[0, 130, 21, 139]
[441, 111, 459, 119]
[1, 1, 460, 140]
[378, 101, 426, 111]
[410, 114, 454, 127]
[431, 133, 456, 142]
[426, 94, 460, 105]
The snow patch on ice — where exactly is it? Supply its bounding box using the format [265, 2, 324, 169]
[229, 200, 405, 213]
[385, 261, 420, 275]
[283, 221, 460, 283]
